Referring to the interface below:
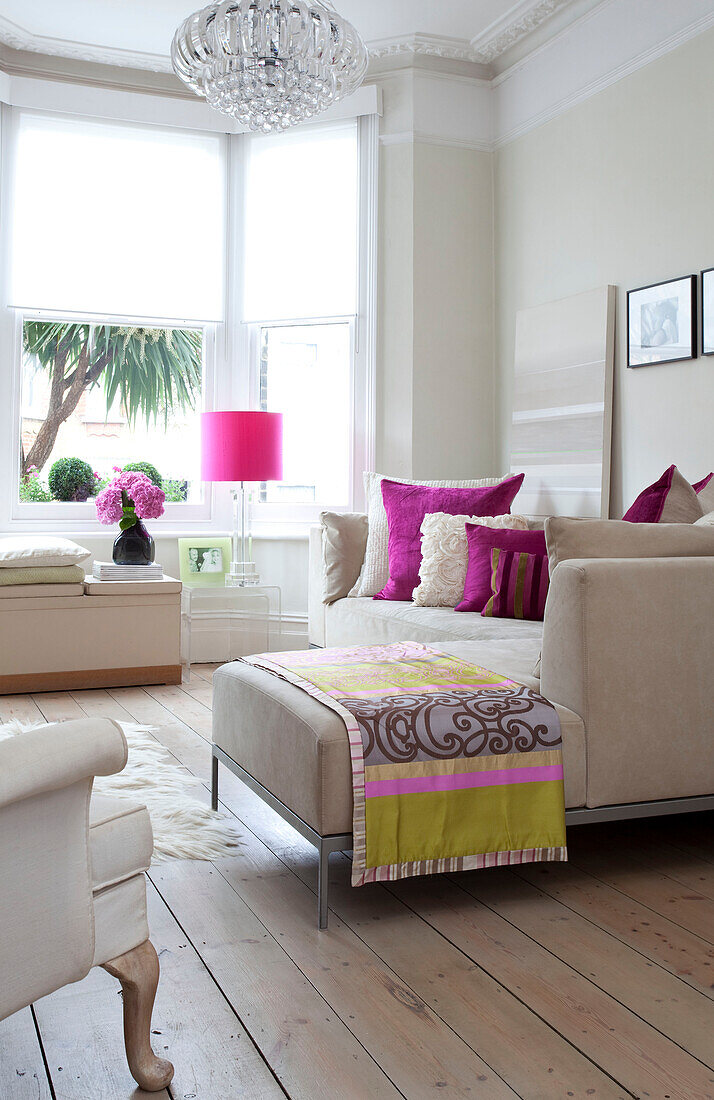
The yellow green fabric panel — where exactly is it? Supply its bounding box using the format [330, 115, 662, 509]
[365, 782, 566, 869]
[293, 655, 510, 697]
[0, 565, 86, 586]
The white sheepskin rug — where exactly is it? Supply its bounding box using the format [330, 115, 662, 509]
[0, 719, 242, 863]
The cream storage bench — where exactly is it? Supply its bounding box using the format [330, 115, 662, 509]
[0, 576, 182, 694]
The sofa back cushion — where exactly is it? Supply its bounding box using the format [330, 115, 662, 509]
[349, 471, 509, 598]
[320, 512, 369, 604]
[545, 516, 714, 573]
[375, 474, 525, 602]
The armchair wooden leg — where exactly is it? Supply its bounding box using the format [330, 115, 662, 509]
[102, 939, 174, 1092]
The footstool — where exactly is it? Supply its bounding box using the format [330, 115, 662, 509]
[211, 647, 588, 930]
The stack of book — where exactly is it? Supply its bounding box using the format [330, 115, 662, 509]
[93, 561, 164, 581]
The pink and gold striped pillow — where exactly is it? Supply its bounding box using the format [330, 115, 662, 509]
[481, 548, 549, 621]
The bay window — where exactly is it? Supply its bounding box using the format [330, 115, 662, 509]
[0, 103, 376, 531]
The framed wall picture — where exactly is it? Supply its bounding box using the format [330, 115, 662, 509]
[627, 275, 696, 367]
[178, 537, 232, 587]
[701, 268, 714, 355]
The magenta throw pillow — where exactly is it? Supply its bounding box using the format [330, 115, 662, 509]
[622, 465, 677, 522]
[481, 548, 549, 621]
[374, 473, 524, 602]
[693, 473, 713, 493]
[456, 524, 546, 613]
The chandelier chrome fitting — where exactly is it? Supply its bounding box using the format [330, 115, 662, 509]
[171, 0, 369, 134]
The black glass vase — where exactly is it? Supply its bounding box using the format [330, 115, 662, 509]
[112, 520, 155, 565]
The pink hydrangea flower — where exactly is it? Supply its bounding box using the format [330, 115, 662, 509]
[95, 485, 123, 525]
[95, 471, 165, 525]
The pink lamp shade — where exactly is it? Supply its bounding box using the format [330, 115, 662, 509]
[202, 411, 283, 483]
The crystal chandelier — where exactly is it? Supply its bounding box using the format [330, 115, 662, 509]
[171, 1, 369, 134]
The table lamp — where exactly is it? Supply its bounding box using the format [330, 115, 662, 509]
[202, 410, 283, 586]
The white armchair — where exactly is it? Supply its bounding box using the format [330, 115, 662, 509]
[0, 718, 173, 1092]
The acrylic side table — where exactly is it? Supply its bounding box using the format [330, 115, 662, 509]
[181, 584, 281, 671]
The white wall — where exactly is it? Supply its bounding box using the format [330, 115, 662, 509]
[374, 70, 497, 481]
[494, 27, 714, 517]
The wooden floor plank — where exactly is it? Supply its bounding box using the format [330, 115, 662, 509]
[31, 692, 85, 723]
[237, 833, 628, 1098]
[388, 875, 714, 1098]
[0, 1007, 53, 1099]
[0, 695, 45, 725]
[143, 684, 213, 738]
[567, 845, 714, 944]
[177, 676, 215, 708]
[175, 852, 517, 1098]
[453, 867, 714, 1068]
[186, 662, 221, 684]
[576, 824, 714, 902]
[143, 881, 285, 1100]
[69, 688, 135, 722]
[150, 861, 405, 1100]
[515, 862, 714, 1003]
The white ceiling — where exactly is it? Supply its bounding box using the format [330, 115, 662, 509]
[0, 1, 575, 66]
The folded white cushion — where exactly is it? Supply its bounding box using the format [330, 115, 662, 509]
[413, 512, 530, 607]
[0, 536, 90, 569]
[348, 471, 509, 598]
[695, 510, 714, 526]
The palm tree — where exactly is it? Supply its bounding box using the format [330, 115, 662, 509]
[21, 322, 202, 479]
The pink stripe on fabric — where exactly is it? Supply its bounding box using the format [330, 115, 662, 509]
[365, 764, 564, 798]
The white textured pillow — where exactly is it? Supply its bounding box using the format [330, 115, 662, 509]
[695, 510, 714, 526]
[0, 535, 90, 569]
[348, 472, 510, 598]
[413, 512, 530, 607]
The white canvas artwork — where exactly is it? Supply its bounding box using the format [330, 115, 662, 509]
[510, 286, 616, 519]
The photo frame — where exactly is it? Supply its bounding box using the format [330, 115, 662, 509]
[627, 275, 696, 367]
[701, 268, 714, 355]
[178, 537, 232, 587]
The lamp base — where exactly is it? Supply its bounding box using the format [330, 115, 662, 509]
[226, 561, 260, 587]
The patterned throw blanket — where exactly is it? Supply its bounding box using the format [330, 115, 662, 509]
[243, 642, 567, 886]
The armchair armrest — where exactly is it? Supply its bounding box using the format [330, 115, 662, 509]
[0, 718, 128, 1020]
[0, 718, 127, 809]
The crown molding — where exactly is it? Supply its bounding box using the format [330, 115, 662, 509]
[0, 13, 171, 73]
[367, 34, 477, 64]
[470, 0, 574, 63]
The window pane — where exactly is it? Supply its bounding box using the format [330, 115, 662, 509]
[244, 122, 358, 322]
[259, 323, 351, 505]
[19, 320, 204, 504]
[11, 114, 224, 321]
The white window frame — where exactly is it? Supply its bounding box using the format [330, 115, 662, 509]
[233, 113, 378, 532]
[9, 307, 219, 529]
[0, 103, 378, 535]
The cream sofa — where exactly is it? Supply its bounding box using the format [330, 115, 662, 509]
[212, 517, 714, 927]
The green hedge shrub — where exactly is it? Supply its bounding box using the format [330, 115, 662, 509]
[48, 457, 96, 502]
[123, 461, 163, 488]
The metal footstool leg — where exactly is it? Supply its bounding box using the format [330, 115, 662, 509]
[211, 745, 352, 929]
[211, 751, 219, 811]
